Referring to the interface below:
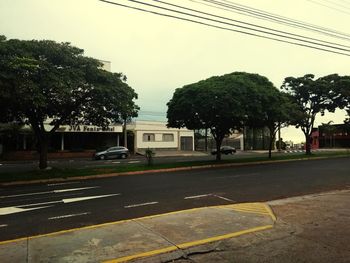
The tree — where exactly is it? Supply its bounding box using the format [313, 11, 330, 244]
[332, 75, 350, 124]
[0, 36, 139, 169]
[321, 121, 336, 148]
[281, 74, 339, 155]
[250, 90, 295, 158]
[167, 72, 274, 160]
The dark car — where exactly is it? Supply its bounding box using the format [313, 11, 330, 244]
[94, 146, 129, 160]
[211, 146, 236, 155]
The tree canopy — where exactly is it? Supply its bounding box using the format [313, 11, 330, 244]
[281, 74, 342, 154]
[167, 72, 278, 160]
[0, 36, 139, 168]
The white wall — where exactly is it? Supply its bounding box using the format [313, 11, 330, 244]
[129, 121, 194, 151]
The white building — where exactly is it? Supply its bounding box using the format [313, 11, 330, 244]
[128, 121, 194, 153]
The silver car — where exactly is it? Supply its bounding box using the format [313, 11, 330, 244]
[94, 146, 129, 160]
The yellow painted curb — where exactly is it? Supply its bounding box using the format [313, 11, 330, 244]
[264, 203, 277, 222]
[103, 225, 274, 263]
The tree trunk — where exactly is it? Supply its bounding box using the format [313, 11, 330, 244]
[215, 137, 222, 161]
[268, 127, 275, 159]
[268, 135, 273, 159]
[305, 134, 311, 155]
[38, 135, 49, 169]
[204, 128, 208, 152]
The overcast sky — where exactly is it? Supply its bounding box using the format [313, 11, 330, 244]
[1, 0, 350, 143]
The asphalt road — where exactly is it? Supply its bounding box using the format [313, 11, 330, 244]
[0, 157, 349, 241]
[0, 150, 300, 173]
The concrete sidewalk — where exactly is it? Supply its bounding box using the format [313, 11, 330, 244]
[0, 203, 275, 263]
[171, 189, 350, 263]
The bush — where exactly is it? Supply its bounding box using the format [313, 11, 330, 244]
[145, 148, 155, 166]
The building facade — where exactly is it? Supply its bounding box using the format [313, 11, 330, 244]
[128, 121, 194, 153]
[310, 123, 350, 149]
[0, 120, 194, 159]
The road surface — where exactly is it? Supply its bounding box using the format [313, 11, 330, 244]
[0, 157, 349, 241]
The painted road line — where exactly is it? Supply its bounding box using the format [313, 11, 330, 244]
[17, 200, 64, 208]
[47, 182, 79, 186]
[124, 202, 159, 208]
[0, 194, 121, 215]
[220, 203, 272, 217]
[0, 205, 53, 215]
[112, 161, 120, 164]
[128, 161, 141, 164]
[184, 194, 211, 199]
[103, 225, 274, 263]
[212, 194, 235, 202]
[63, 193, 121, 203]
[0, 224, 8, 228]
[0, 190, 53, 198]
[53, 186, 99, 193]
[48, 212, 90, 220]
[0, 186, 99, 199]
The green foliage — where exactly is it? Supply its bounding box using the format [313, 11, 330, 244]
[167, 72, 278, 160]
[281, 74, 345, 154]
[0, 36, 139, 168]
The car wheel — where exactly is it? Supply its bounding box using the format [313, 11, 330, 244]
[120, 153, 127, 159]
[100, 155, 106, 160]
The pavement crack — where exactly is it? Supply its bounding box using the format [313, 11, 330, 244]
[167, 246, 224, 263]
[131, 219, 188, 259]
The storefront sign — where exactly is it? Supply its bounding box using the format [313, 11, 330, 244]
[58, 125, 122, 133]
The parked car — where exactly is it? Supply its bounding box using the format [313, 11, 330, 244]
[94, 146, 129, 160]
[211, 146, 236, 155]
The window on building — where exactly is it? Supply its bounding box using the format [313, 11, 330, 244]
[163, 134, 174, 142]
[143, 133, 155, 142]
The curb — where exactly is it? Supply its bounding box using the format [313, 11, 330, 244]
[1, 155, 348, 186]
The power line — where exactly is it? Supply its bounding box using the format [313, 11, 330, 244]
[318, 0, 350, 10]
[337, 0, 350, 5]
[150, 0, 350, 50]
[198, 0, 350, 40]
[305, 0, 350, 15]
[98, 0, 350, 56]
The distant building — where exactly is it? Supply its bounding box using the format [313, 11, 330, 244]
[243, 127, 272, 150]
[310, 123, 350, 149]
